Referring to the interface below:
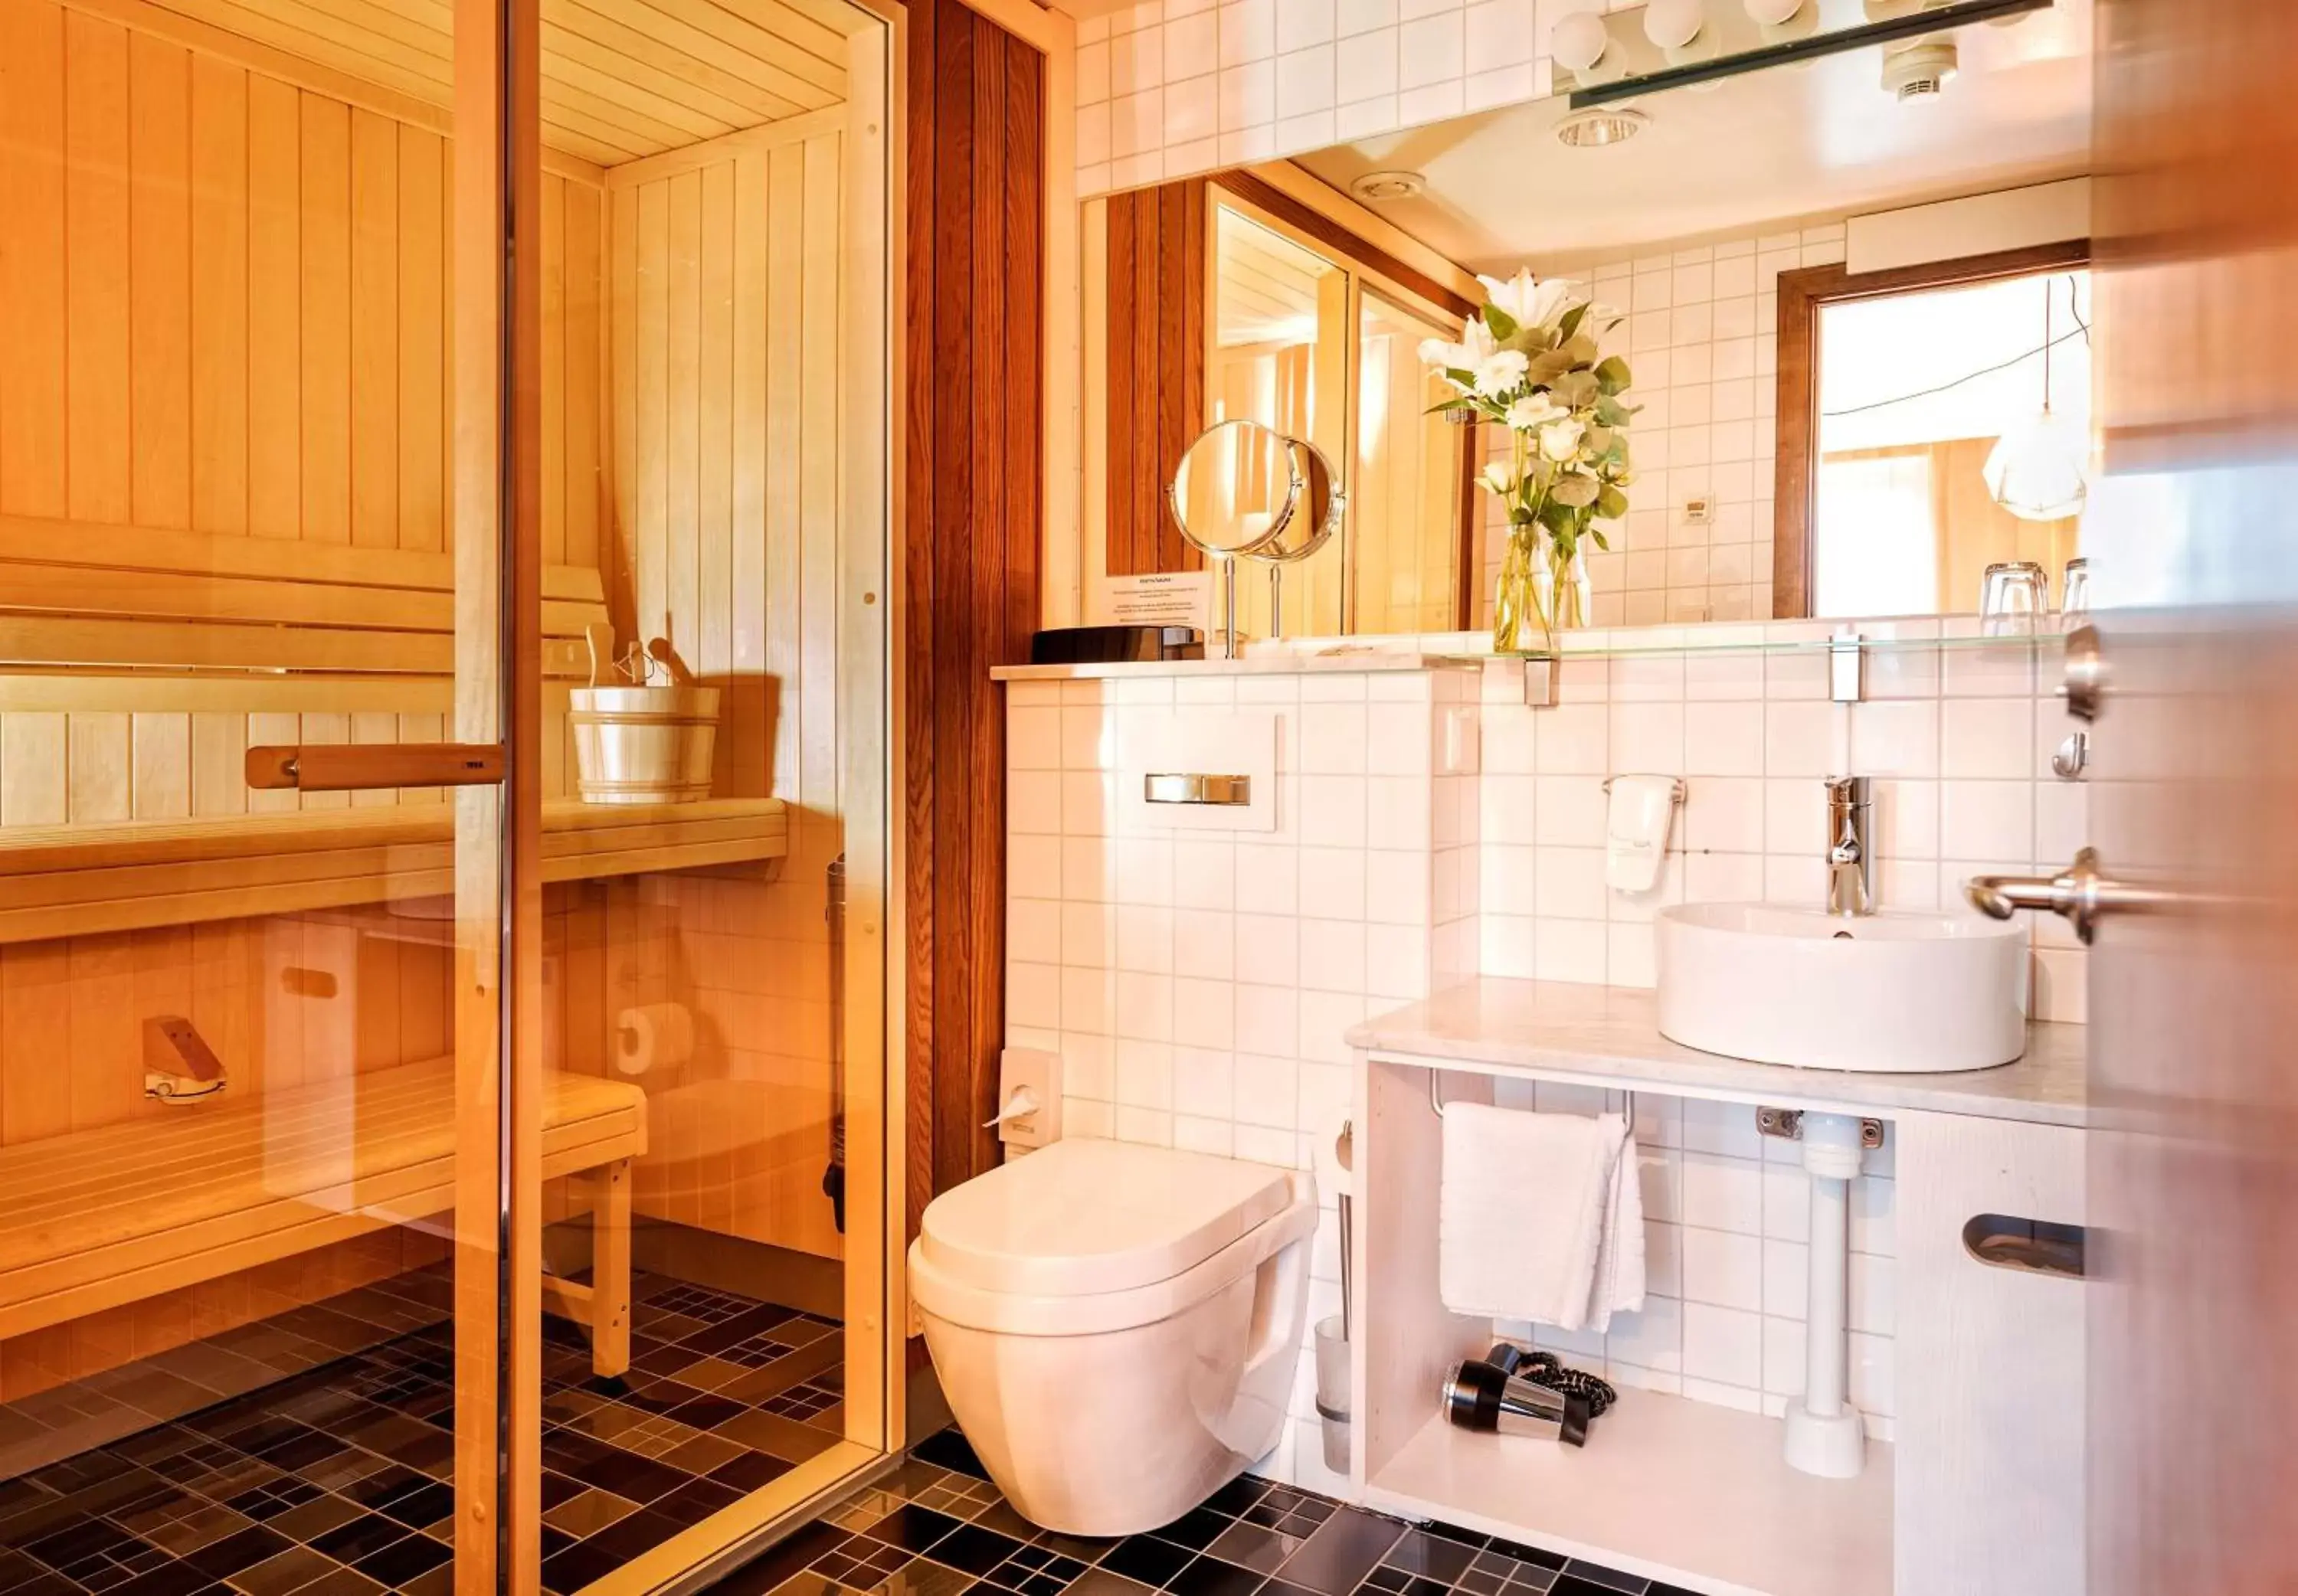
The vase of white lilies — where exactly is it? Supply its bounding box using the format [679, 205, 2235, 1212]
[1422, 270, 1635, 655]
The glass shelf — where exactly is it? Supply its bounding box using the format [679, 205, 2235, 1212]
[1262, 616, 2080, 666]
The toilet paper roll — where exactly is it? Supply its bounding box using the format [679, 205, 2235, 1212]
[615, 1002, 693, 1076]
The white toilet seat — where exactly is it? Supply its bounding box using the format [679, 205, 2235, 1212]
[908, 1137, 1321, 1535]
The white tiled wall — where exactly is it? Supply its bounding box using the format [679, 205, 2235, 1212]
[999, 621, 2088, 1486]
[1002, 663, 1483, 1494]
[1475, 621, 2090, 1023]
[1488, 1079, 1899, 1437]
[1475, 219, 1854, 630]
[1075, 0, 1644, 194]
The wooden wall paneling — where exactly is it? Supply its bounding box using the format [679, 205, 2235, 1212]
[1100, 180, 1205, 577]
[129, 32, 192, 533]
[189, 54, 250, 539]
[1, 0, 70, 522]
[565, 180, 604, 570]
[248, 73, 303, 541]
[67, 12, 133, 528]
[902, 0, 1046, 1238]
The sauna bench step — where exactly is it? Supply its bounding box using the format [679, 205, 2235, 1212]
[0, 797, 789, 944]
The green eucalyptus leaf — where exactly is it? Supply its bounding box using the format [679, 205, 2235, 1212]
[1482, 306, 1519, 342]
[1590, 526, 1612, 551]
[1537, 499, 1576, 536]
[1557, 303, 1589, 343]
[1595, 396, 1632, 428]
[1596, 486, 1629, 521]
[1550, 473, 1599, 508]
[1595, 355, 1632, 395]
[1557, 335, 1598, 368]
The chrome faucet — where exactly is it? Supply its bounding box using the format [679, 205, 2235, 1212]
[1824, 776, 1874, 917]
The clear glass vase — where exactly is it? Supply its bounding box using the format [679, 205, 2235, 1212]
[1491, 526, 1553, 655]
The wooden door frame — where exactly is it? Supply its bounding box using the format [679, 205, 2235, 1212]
[1770, 237, 2091, 617]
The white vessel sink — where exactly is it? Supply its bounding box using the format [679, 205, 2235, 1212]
[1655, 903, 2030, 1073]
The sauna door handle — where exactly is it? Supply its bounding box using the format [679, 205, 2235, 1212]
[245, 743, 506, 791]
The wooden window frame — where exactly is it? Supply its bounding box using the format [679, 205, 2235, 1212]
[1771, 237, 2092, 617]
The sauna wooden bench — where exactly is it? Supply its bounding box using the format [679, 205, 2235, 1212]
[0, 797, 789, 945]
[0, 1057, 647, 1377]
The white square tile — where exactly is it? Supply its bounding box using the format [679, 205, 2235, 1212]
[1534, 773, 1605, 846]
[1235, 983, 1301, 1058]
[1164, 71, 1219, 139]
[1334, 28, 1399, 98]
[1337, 0, 1396, 31]
[1298, 846, 1368, 920]
[1366, 848, 1433, 925]
[1234, 911, 1300, 985]
[1171, 1046, 1235, 1118]
[1533, 845, 1607, 919]
[1681, 1151, 1764, 1235]
[1275, 0, 1336, 48]
[1235, 1052, 1300, 1127]
[1167, 7, 1220, 74]
[1115, 1038, 1174, 1109]
[1683, 776, 1763, 853]
[1220, 0, 1278, 63]
[1940, 780, 2033, 859]
[1606, 1292, 1684, 1375]
[1173, 976, 1236, 1048]
[1683, 701, 1763, 776]
[1010, 706, 1061, 770]
[1396, 13, 1463, 89]
[1116, 904, 1176, 973]
[1218, 59, 1277, 128]
[1274, 44, 1337, 113]
[1111, 24, 1164, 93]
[1763, 701, 1837, 777]
[1682, 1301, 1763, 1388]
[1941, 697, 2034, 780]
[1761, 1314, 1806, 1398]
[1462, 0, 1532, 65]
[1174, 908, 1236, 980]
[1234, 842, 1300, 913]
[1762, 1237, 1808, 1319]
[1009, 833, 1062, 898]
[1849, 699, 1939, 778]
[1681, 1226, 1764, 1313]
[1610, 702, 1685, 774]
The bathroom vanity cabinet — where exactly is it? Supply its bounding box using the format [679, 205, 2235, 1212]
[1345, 979, 2088, 1596]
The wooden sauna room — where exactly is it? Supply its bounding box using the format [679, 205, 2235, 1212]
[0, 0, 896, 1586]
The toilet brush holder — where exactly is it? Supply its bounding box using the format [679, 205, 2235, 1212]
[1313, 1315, 1351, 1473]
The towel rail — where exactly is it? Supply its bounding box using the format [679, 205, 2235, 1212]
[1427, 1071, 1638, 1136]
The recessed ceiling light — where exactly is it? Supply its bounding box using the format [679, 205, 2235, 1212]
[1348, 170, 1428, 201]
[1554, 107, 1649, 148]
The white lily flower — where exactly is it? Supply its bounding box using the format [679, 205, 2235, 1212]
[1419, 316, 1498, 375]
[1478, 267, 1585, 334]
[1539, 417, 1586, 462]
[1478, 462, 1519, 495]
[1471, 350, 1530, 398]
[1505, 395, 1568, 433]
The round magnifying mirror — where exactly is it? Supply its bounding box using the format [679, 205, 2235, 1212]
[1167, 419, 1299, 559]
[1249, 437, 1345, 641]
[1259, 437, 1344, 564]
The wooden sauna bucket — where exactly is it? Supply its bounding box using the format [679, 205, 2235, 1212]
[569, 684, 722, 803]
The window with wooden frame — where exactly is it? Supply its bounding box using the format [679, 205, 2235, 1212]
[1773, 239, 2092, 619]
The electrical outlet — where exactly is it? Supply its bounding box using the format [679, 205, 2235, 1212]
[1681, 495, 1713, 524]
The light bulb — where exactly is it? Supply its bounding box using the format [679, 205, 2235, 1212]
[1984, 409, 2091, 522]
[1743, 0, 1802, 22]
[1642, 0, 1706, 50]
[1550, 11, 1611, 72]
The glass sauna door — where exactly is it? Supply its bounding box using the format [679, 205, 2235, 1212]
[515, 0, 897, 1588]
[0, 0, 518, 1587]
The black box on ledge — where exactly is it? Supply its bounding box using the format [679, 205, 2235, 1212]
[1029, 625, 1204, 665]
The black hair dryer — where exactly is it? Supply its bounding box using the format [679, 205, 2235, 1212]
[1441, 1344, 1600, 1449]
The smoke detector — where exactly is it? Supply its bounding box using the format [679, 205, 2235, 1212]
[1882, 36, 1958, 100]
[1555, 107, 1649, 148]
[1349, 169, 1427, 202]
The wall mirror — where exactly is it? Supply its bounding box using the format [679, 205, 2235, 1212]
[1081, 0, 2097, 636]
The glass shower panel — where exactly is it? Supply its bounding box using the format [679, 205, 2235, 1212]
[0, 0, 514, 1587]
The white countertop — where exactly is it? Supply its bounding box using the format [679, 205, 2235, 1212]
[1347, 976, 2089, 1127]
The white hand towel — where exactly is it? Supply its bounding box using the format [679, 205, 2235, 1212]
[1439, 1104, 1644, 1333]
[1586, 1117, 1648, 1333]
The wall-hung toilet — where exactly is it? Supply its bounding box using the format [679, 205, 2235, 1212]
[908, 1136, 1318, 1536]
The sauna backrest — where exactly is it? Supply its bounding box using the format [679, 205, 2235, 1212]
[0, 515, 604, 683]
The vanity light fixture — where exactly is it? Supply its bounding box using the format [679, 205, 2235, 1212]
[1550, 10, 1612, 74]
[1642, 0, 1707, 51]
[1554, 106, 1649, 146]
